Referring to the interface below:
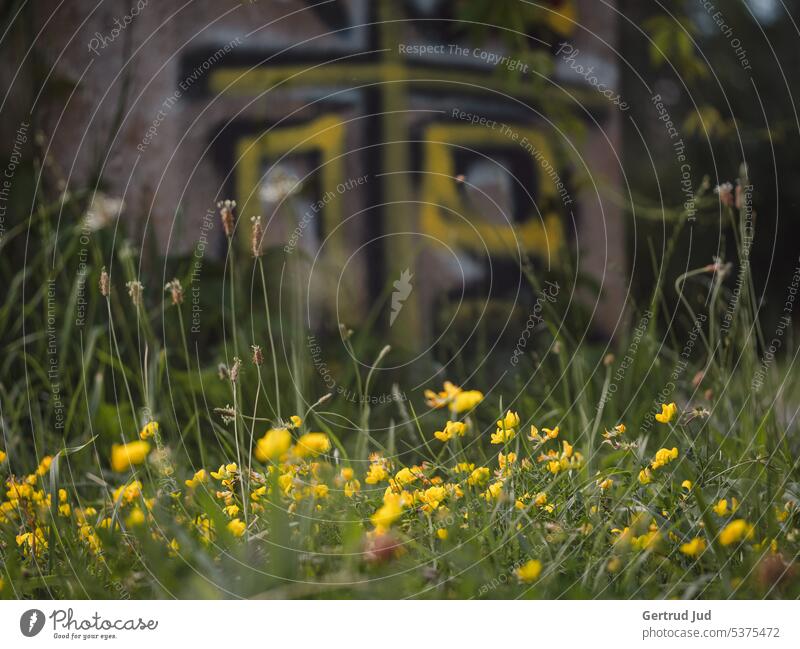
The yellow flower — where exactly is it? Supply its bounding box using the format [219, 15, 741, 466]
[344, 478, 361, 498]
[185, 468, 208, 489]
[210, 463, 238, 480]
[227, 518, 246, 537]
[713, 497, 739, 517]
[111, 441, 150, 472]
[423, 379, 481, 413]
[533, 492, 548, 508]
[719, 519, 754, 546]
[112, 480, 142, 504]
[496, 410, 520, 431]
[0, 449, 6, 463]
[293, 433, 331, 458]
[598, 478, 613, 491]
[36, 456, 53, 476]
[453, 462, 475, 474]
[436, 528, 448, 540]
[126, 507, 146, 527]
[467, 467, 490, 487]
[450, 390, 483, 413]
[393, 467, 418, 487]
[498, 452, 517, 471]
[57, 488, 71, 516]
[542, 426, 559, 439]
[424, 381, 463, 409]
[139, 421, 159, 440]
[490, 427, 516, 445]
[516, 559, 542, 583]
[371, 492, 404, 532]
[434, 420, 467, 442]
[482, 480, 504, 501]
[314, 484, 329, 499]
[289, 415, 303, 428]
[655, 402, 678, 424]
[255, 428, 292, 462]
[365, 460, 389, 484]
[631, 529, 661, 551]
[638, 467, 653, 485]
[223, 504, 240, 517]
[679, 537, 706, 557]
[681, 479, 693, 491]
[16, 528, 48, 556]
[417, 485, 447, 512]
[651, 447, 679, 470]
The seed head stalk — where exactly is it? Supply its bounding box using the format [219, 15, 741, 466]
[175, 300, 205, 466]
[258, 257, 281, 420]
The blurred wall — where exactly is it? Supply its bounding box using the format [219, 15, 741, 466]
[25, 0, 626, 345]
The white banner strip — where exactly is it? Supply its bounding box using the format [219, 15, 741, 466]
[0, 600, 798, 647]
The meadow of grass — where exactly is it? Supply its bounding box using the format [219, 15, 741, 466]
[0, 168, 798, 600]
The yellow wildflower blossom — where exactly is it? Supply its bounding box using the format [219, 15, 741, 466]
[638, 467, 653, 485]
[126, 507, 146, 527]
[112, 480, 143, 504]
[713, 498, 739, 517]
[371, 492, 404, 532]
[651, 447, 679, 470]
[679, 537, 707, 557]
[393, 467, 418, 487]
[417, 485, 447, 512]
[227, 518, 246, 537]
[365, 457, 390, 484]
[424, 381, 462, 409]
[293, 432, 331, 458]
[542, 426, 559, 439]
[498, 452, 517, 471]
[255, 428, 292, 462]
[434, 420, 467, 442]
[111, 440, 151, 472]
[210, 463, 238, 480]
[344, 478, 361, 498]
[16, 528, 47, 557]
[450, 390, 484, 413]
[467, 467, 490, 487]
[655, 402, 678, 424]
[516, 559, 542, 583]
[719, 519, 754, 546]
[482, 480, 504, 501]
[490, 427, 516, 445]
[139, 421, 159, 440]
[36, 456, 52, 476]
[496, 410, 520, 431]
[185, 468, 208, 489]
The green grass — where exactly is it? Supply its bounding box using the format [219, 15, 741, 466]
[0, 167, 798, 600]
